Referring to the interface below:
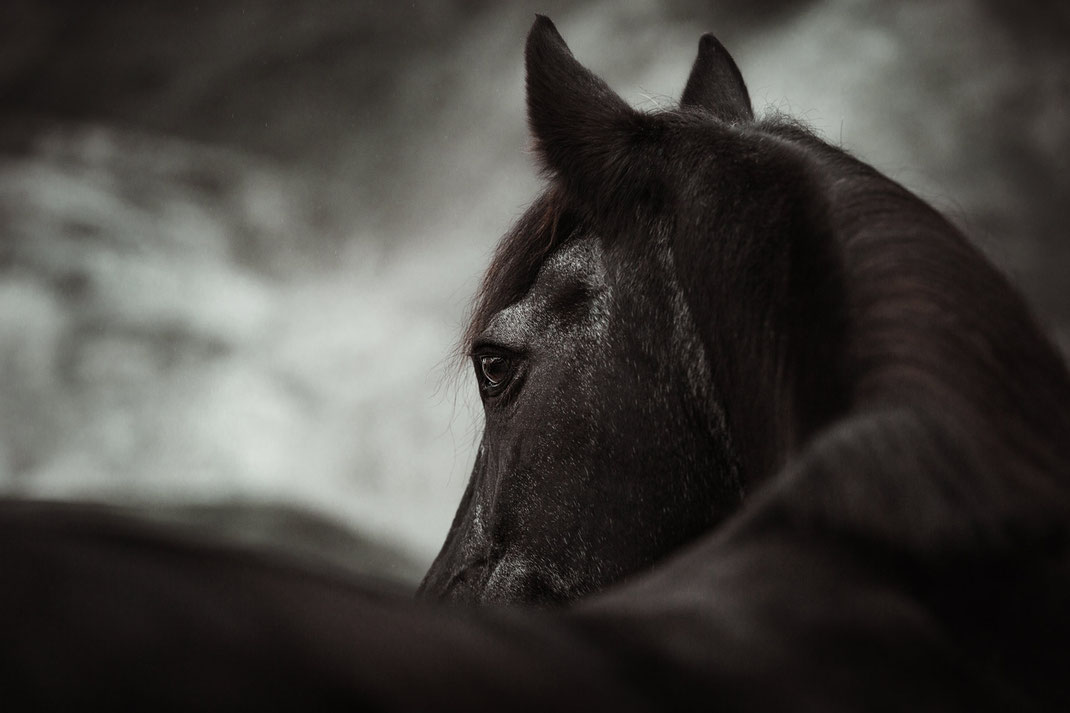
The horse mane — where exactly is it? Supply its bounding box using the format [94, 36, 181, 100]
[461, 185, 575, 357]
[756, 117, 1070, 554]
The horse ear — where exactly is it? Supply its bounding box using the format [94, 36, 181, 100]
[680, 34, 753, 122]
[525, 15, 641, 187]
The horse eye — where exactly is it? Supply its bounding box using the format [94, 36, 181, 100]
[478, 355, 512, 388]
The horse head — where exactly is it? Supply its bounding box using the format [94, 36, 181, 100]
[419, 17, 848, 604]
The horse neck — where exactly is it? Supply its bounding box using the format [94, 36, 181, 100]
[817, 152, 1070, 479]
[669, 134, 855, 492]
[680, 124, 1070, 495]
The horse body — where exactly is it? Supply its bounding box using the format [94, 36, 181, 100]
[3, 14, 1070, 710]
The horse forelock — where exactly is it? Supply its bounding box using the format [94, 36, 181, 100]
[461, 185, 574, 360]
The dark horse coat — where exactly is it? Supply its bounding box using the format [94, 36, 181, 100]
[3, 16, 1069, 712]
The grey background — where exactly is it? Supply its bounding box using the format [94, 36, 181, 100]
[1, 0, 1067, 583]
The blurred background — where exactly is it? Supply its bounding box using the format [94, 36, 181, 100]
[1, 0, 1067, 586]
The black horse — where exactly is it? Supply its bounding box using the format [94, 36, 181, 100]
[3, 15, 1070, 711]
[419, 17, 1070, 608]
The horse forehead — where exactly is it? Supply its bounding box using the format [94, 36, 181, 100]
[539, 236, 606, 288]
[486, 237, 608, 334]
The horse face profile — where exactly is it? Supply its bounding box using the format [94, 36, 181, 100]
[419, 225, 741, 604]
[420, 18, 846, 604]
